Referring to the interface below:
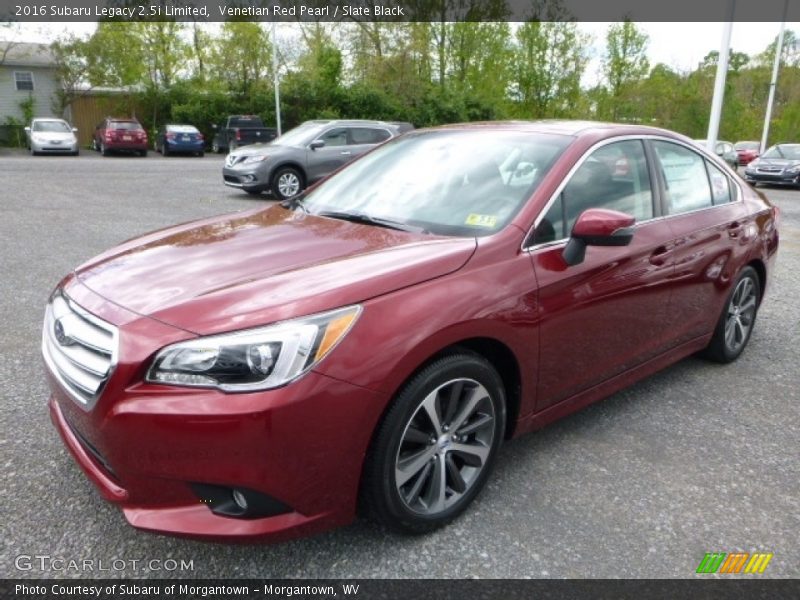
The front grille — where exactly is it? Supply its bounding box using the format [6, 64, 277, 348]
[757, 167, 782, 173]
[42, 292, 118, 410]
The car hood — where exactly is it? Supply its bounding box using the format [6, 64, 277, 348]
[34, 131, 75, 141]
[74, 206, 476, 335]
[752, 158, 800, 168]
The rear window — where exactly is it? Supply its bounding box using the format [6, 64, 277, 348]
[229, 116, 263, 128]
[110, 121, 143, 131]
[167, 125, 199, 134]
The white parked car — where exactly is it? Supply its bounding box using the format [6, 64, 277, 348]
[24, 118, 79, 156]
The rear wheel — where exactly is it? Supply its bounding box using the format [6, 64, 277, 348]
[100, 142, 109, 156]
[271, 167, 303, 201]
[362, 353, 505, 533]
[162, 144, 169, 157]
[703, 266, 760, 363]
[140, 149, 148, 157]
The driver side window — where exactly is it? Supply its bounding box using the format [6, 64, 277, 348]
[535, 140, 653, 243]
[319, 128, 348, 147]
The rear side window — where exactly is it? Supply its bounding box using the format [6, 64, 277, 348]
[652, 141, 713, 214]
[706, 160, 732, 204]
[349, 127, 391, 145]
[535, 139, 653, 243]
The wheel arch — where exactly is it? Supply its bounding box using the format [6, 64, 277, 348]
[269, 161, 307, 186]
[747, 258, 766, 305]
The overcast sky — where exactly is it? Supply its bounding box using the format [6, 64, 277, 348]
[6, 21, 799, 86]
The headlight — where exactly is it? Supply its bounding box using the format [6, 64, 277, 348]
[146, 305, 361, 392]
[786, 164, 800, 173]
[242, 154, 268, 164]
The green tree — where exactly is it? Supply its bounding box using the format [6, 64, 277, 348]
[512, 20, 588, 118]
[603, 20, 650, 121]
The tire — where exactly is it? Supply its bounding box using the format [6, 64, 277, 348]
[91, 138, 97, 151]
[140, 149, 148, 157]
[162, 144, 169, 157]
[72, 149, 79, 156]
[270, 167, 304, 201]
[30, 146, 37, 156]
[702, 266, 760, 363]
[362, 352, 506, 534]
[100, 142, 110, 157]
[197, 151, 205, 158]
[212, 142, 221, 154]
[229, 141, 238, 152]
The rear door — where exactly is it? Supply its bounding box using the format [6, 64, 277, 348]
[649, 140, 749, 345]
[529, 138, 678, 410]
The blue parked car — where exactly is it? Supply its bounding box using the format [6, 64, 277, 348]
[155, 124, 205, 157]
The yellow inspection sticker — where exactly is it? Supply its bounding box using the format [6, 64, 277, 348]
[465, 214, 498, 228]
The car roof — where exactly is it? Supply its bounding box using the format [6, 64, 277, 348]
[413, 120, 685, 140]
[303, 119, 401, 128]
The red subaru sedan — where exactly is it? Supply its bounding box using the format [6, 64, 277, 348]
[43, 122, 779, 541]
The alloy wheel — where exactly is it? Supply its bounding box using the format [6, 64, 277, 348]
[724, 276, 757, 354]
[277, 172, 301, 198]
[394, 378, 496, 516]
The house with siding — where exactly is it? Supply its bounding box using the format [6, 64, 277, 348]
[0, 41, 64, 124]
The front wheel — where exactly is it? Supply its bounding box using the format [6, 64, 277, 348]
[271, 167, 304, 201]
[702, 266, 760, 363]
[362, 353, 506, 534]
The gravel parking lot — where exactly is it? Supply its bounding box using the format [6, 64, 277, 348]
[0, 150, 797, 579]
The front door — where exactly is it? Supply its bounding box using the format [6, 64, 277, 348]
[529, 139, 678, 411]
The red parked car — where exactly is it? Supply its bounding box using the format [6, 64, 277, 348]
[43, 121, 779, 542]
[734, 141, 760, 166]
[92, 117, 148, 156]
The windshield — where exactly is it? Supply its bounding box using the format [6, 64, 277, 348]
[761, 144, 800, 160]
[735, 141, 759, 151]
[302, 130, 572, 237]
[273, 122, 327, 147]
[33, 120, 71, 133]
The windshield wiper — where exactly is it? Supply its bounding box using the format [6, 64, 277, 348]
[316, 210, 427, 233]
[280, 192, 308, 213]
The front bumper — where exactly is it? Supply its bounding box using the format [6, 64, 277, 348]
[45, 284, 388, 542]
[222, 164, 270, 191]
[31, 139, 78, 154]
[744, 170, 800, 186]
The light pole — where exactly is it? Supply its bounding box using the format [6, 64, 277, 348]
[272, 21, 282, 137]
[706, 1, 736, 154]
[760, 0, 790, 154]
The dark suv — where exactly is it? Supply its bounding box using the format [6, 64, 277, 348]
[222, 119, 407, 199]
[93, 118, 148, 156]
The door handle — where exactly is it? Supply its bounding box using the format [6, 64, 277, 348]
[649, 245, 671, 266]
[727, 221, 742, 238]
[340, 151, 352, 155]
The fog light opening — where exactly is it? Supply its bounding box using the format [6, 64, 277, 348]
[190, 482, 292, 520]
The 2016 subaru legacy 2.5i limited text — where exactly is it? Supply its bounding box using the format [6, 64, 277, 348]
[43, 121, 779, 542]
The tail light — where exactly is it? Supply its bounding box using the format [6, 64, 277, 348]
[166, 132, 176, 140]
[198, 133, 204, 141]
[235, 129, 242, 141]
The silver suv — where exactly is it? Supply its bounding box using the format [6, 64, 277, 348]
[222, 120, 409, 199]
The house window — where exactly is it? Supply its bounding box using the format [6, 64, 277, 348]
[14, 71, 34, 91]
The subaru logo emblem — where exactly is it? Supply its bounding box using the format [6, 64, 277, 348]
[54, 319, 73, 346]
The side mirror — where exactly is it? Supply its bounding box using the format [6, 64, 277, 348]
[72, 128, 78, 133]
[24, 126, 31, 133]
[309, 139, 325, 150]
[562, 208, 636, 267]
